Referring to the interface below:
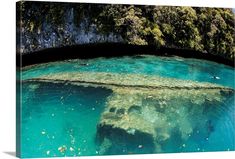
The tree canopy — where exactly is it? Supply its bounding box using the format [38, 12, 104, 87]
[17, 2, 235, 61]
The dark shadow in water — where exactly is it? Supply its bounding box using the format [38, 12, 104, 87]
[3, 151, 16, 157]
[18, 43, 234, 67]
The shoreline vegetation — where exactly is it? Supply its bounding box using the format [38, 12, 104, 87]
[17, 2, 235, 67]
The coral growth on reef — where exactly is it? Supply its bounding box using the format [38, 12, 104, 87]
[24, 72, 234, 153]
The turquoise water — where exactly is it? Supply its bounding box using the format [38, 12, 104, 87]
[20, 55, 235, 158]
[22, 55, 235, 88]
[21, 82, 112, 157]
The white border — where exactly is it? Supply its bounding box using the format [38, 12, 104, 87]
[0, 0, 234, 159]
[28, 0, 235, 8]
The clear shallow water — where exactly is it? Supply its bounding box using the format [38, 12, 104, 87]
[20, 56, 235, 158]
[22, 55, 235, 88]
[21, 82, 112, 158]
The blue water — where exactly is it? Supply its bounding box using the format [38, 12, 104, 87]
[20, 55, 235, 158]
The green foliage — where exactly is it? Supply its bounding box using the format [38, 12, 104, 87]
[195, 8, 235, 59]
[95, 5, 165, 46]
[95, 5, 234, 60]
[19, 2, 235, 61]
[153, 6, 203, 51]
[96, 5, 146, 45]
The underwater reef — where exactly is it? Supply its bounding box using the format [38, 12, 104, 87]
[24, 72, 235, 154]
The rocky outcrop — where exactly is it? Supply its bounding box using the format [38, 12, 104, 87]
[19, 8, 122, 54]
[24, 72, 233, 90]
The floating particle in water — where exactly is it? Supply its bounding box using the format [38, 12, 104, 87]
[197, 148, 200, 151]
[69, 147, 74, 151]
[28, 84, 40, 91]
[196, 130, 200, 134]
[211, 76, 220, 80]
[206, 137, 209, 141]
[92, 107, 95, 111]
[41, 131, 46, 135]
[51, 113, 55, 117]
[46, 150, 50, 155]
[52, 136, 55, 139]
[95, 151, 99, 154]
[58, 145, 67, 153]
[83, 140, 87, 143]
[127, 128, 136, 135]
[138, 145, 143, 149]
[182, 144, 186, 148]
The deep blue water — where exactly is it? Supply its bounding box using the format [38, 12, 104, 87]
[20, 56, 235, 158]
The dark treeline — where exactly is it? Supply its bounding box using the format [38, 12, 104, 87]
[17, 1, 235, 61]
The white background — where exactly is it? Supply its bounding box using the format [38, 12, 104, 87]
[0, 0, 234, 159]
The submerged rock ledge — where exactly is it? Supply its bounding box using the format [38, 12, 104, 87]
[24, 72, 234, 154]
[24, 72, 233, 90]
